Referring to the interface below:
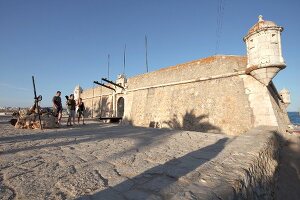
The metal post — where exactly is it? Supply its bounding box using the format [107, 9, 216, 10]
[92, 83, 94, 118]
[145, 35, 149, 72]
[123, 44, 126, 75]
[32, 76, 42, 130]
[108, 54, 110, 79]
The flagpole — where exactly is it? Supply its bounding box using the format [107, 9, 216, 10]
[145, 35, 149, 73]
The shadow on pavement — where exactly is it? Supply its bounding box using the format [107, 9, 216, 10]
[77, 138, 228, 200]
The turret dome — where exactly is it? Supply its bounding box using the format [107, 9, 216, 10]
[244, 15, 283, 41]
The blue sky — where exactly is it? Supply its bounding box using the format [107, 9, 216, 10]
[0, 0, 299, 111]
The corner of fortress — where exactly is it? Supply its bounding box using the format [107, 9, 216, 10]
[76, 16, 291, 135]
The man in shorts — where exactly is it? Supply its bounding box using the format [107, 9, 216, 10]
[52, 91, 62, 125]
[66, 94, 76, 126]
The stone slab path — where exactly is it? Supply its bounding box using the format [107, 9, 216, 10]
[0, 121, 231, 200]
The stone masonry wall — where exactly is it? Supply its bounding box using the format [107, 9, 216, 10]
[124, 56, 253, 135]
[127, 56, 247, 89]
[267, 84, 291, 133]
[241, 74, 290, 133]
[80, 86, 114, 118]
[242, 75, 278, 127]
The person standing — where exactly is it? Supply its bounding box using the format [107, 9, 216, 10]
[77, 98, 85, 125]
[52, 91, 62, 125]
[66, 94, 76, 126]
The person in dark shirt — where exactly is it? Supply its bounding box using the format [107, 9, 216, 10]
[52, 91, 62, 125]
[66, 94, 76, 126]
[77, 98, 85, 125]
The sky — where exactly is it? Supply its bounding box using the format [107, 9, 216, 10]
[0, 0, 299, 111]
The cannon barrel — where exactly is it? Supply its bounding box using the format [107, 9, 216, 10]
[93, 81, 116, 91]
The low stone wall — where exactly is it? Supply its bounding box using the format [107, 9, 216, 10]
[178, 126, 280, 199]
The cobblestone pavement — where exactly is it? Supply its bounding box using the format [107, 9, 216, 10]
[0, 121, 231, 200]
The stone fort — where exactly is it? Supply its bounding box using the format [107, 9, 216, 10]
[75, 16, 291, 135]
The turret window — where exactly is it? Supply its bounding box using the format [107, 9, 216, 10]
[249, 39, 255, 50]
[271, 33, 278, 44]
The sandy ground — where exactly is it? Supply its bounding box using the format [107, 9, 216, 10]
[0, 118, 229, 200]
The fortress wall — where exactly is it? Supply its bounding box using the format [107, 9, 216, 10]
[79, 54, 289, 135]
[124, 56, 254, 135]
[242, 75, 290, 133]
[242, 75, 278, 127]
[268, 84, 291, 132]
[80, 86, 114, 118]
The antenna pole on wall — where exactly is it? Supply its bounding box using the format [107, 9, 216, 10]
[107, 54, 110, 79]
[123, 44, 126, 75]
[92, 82, 94, 118]
[215, 0, 225, 54]
[145, 35, 149, 73]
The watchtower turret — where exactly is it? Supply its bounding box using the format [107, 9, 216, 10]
[243, 15, 286, 85]
[74, 85, 83, 101]
[279, 88, 291, 107]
